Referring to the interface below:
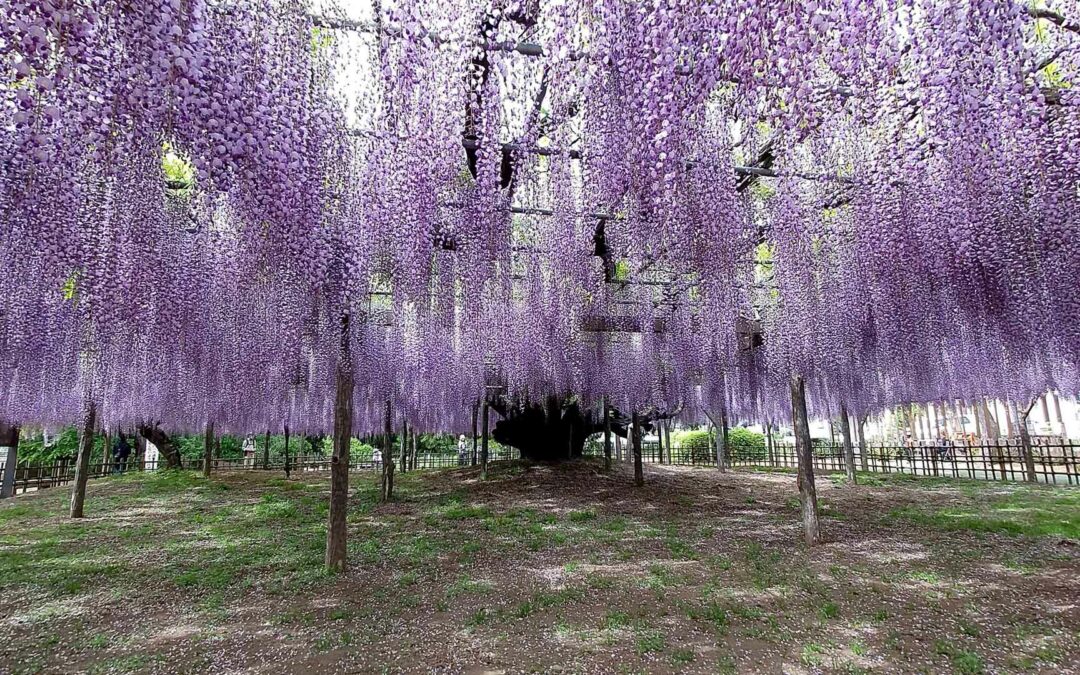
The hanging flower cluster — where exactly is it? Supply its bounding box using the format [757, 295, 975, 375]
[0, 0, 1077, 435]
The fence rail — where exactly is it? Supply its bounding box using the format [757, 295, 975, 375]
[595, 440, 1080, 485]
[2, 447, 521, 495]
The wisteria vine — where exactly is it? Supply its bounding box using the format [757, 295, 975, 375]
[1, 0, 1078, 436]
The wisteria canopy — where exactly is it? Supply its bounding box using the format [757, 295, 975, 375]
[2, 0, 1078, 437]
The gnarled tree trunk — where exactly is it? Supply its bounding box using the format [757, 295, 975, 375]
[137, 425, 182, 470]
[70, 399, 97, 518]
[326, 313, 353, 573]
[380, 399, 395, 501]
[790, 374, 821, 546]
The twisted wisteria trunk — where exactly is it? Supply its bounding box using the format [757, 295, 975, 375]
[380, 400, 395, 502]
[70, 399, 97, 519]
[137, 425, 181, 470]
[326, 314, 353, 573]
[790, 374, 820, 546]
[0, 423, 19, 499]
[490, 396, 633, 462]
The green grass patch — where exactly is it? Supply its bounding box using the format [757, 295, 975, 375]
[890, 487, 1079, 540]
[635, 632, 665, 655]
[934, 640, 984, 674]
[568, 509, 597, 522]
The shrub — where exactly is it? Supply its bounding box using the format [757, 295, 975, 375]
[728, 427, 766, 461]
[675, 429, 715, 463]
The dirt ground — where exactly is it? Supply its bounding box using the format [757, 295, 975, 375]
[0, 461, 1077, 674]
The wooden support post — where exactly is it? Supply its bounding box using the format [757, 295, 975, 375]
[325, 313, 353, 573]
[766, 422, 775, 466]
[283, 424, 291, 479]
[262, 430, 270, 469]
[480, 402, 490, 480]
[135, 430, 146, 471]
[632, 411, 644, 486]
[1051, 391, 1065, 437]
[70, 398, 97, 519]
[857, 414, 869, 472]
[381, 399, 395, 501]
[840, 404, 857, 484]
[203, 421, 214, 478]
[103, 428, 112, 476]
[664, 420, 672, 464]
[790, 374, 821, 546]
[603, 397, 612, 471]
[657, 418, 665, 464]
[0, 423, 19, 499]
[471, 400, 480, 466]
[399, 420, 408, 474]
[1012, 399, 1038, 483]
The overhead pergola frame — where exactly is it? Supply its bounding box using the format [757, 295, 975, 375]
[179, 3, 1080, 341]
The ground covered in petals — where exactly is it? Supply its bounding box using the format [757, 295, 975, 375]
[1, 462, 1077, 674]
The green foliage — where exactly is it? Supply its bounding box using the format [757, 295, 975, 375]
[16, 428, 83, 464]
[890, 487, 1079, 540]
[673, 427, 766, 462]
[61, 270, 80, 303]
[728, 427, 766, 461]
[674, 428, 714, 463]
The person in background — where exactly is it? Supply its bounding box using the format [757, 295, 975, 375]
[372, 447, 383, 473]
[457, 434, 468, 466]
[112, 432, 132, 474]
[936, 434, 952, 461]
[242, 434, 257, 469]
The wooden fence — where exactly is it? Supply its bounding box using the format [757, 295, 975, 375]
[615, 439, 1080, 485]
[2, 446, 521, 495]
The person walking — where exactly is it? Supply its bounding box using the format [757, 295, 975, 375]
[112, 433, 132, 474]
[372, 447, 383, 473]
[242, 434, 257, 469]
[457, 434, 468, 466]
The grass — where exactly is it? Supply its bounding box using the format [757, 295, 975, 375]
[603, 610, 631, 630]
[934, 640, 985, 674]
[801, 642, 826, 666]
[445, 575, 494, 599]
[890, 486, 1080, 539]
[635, 632, 665, 655]
[1, 462, 1076, 674]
